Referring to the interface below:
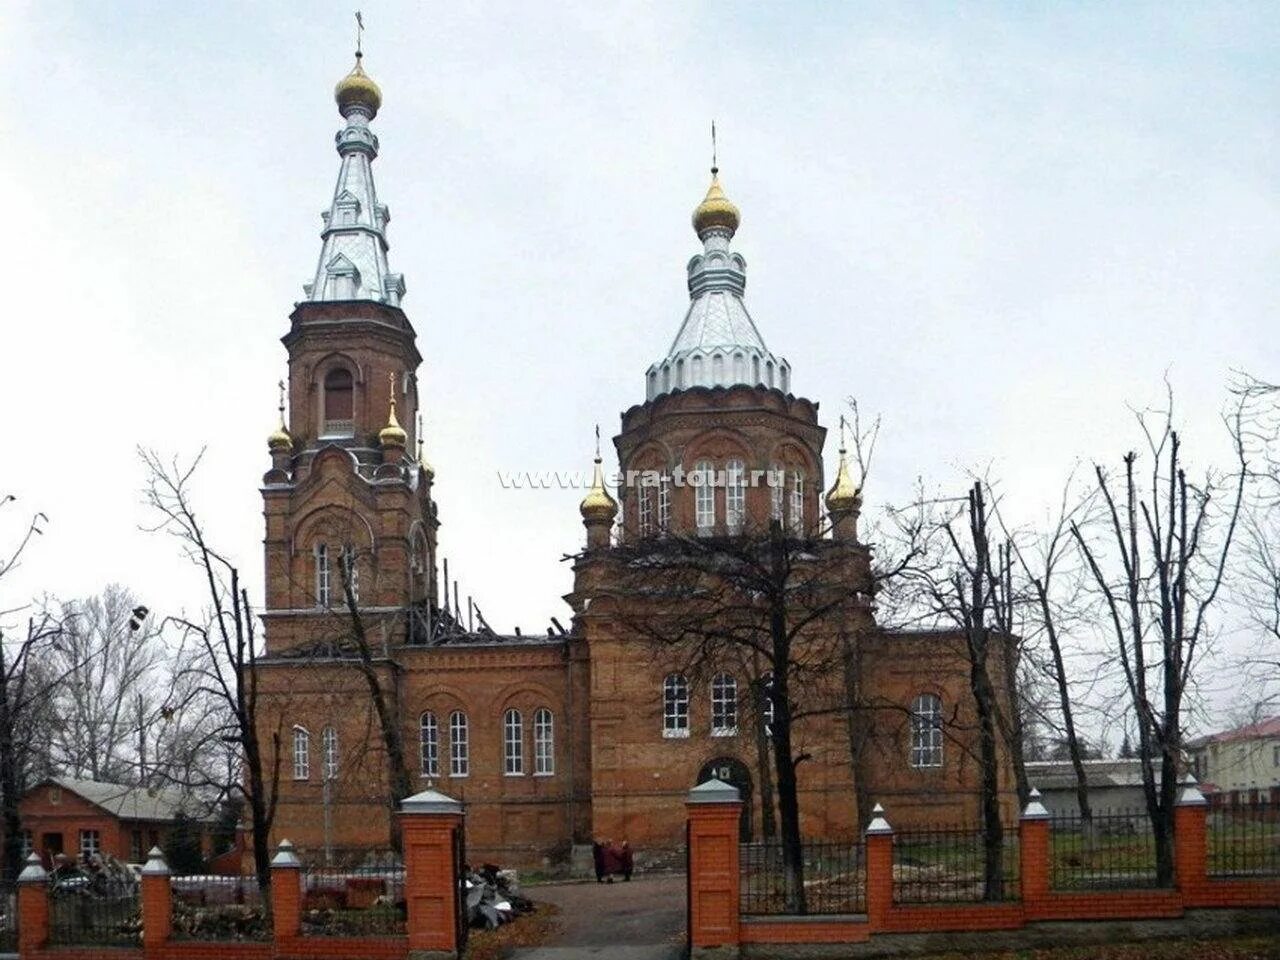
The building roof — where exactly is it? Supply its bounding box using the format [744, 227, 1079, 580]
[38, 778, 217, 824]
[1025, 759, 1146, 790]
[1186, 716, 1280, 749]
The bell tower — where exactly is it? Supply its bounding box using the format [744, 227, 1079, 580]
[261, 49, 438, 653]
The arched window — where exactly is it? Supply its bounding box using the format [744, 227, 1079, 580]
[711, 673, 737, 737]
[322, 726, 339, 781]
[759, 673, 776, 737]
[770, 466, 785, 523]
[726, 459, 746, 533]
[534, 708, 555, 776]
[657, 476, 672, 534]
[292, 727, 310, 781]
[692, 355, 705, 386]
[676, 358, 686, 388]
[780, 365, 790, 393]
[662, 365, 671, 393]
[753, 355, 761, 385]
[712, 353, 725, 385]
[789, 471, 805, 536]
[766, 360, 775, 388]
[420, 712, 439, 777]
[339, 545, 358, 604]
[910, 694, 943, 768]
[323, 368, 355, 436]
[449, 711, 469, 777]
[503, 709, 524, 776]
[734, 353, 745, 382]
[314, 543, 330, 608]
[694, 460, 716, 533]
[638, 487, 654, 537]
[647, 370, 657, 398]
[663, 673, 689, 738]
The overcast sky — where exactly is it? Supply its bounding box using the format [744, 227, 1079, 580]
[2, 3, 1277, 729]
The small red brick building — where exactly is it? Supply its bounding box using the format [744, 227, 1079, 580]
[19, 779, 216, 867]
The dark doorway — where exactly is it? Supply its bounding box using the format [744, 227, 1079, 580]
[41, 832, 63, 857]
[697, 757, 753, 841]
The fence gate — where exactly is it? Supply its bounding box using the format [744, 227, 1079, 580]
[452, 824, 469, 951]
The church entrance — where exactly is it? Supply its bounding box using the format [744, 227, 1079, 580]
[697, 757, 753, 842]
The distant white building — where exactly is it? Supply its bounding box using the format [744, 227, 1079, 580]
[1026, 759, 1147, 817]
[1187, 716, 1280, 806]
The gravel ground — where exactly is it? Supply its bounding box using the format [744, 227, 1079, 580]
[512, 873, 686, 959]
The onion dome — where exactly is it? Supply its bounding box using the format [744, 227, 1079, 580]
[379, 393, 407, 448]
[580, 455, 618, 523]
[335, 52, 382, 118]
[692, 168, 740, 238]
[826, 443, 860, 513]
[268, 421, 292, 454]
[417, 433, 434, 479]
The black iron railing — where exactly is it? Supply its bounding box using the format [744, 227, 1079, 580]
[171, 874, 270, 941]
[0, 876, 16, 952]
[301, 863, 406, 937]
[48, 875, 140, 946]
[740, 840, 866, 915]
[893, 825, 1021, 903]
[1049, 810, 1160, 890]
[1208, 806, 1280, 879]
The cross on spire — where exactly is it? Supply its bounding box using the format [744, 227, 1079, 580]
[355, 10, 365, 57]
[277, 379, 286, 419]
[711, 120, 718, 174]
[594, 423, 601, 461]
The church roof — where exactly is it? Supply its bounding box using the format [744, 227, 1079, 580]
[36, 778, 217, 824]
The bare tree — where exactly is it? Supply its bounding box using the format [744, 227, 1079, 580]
[1070, 396, 1247, 886]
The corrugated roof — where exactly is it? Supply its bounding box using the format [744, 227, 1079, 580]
[1025, 759, 1146, 789]
[48, 779, 217, 824]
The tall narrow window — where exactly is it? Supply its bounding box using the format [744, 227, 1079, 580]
[770, 466, 784, 523]
[759, 673, 776, 737]
[789, 471, 805, 536]
[323, 368, 355, 436]
[315, 543, 330, 607]
[450, 711, 469, 777]
[711, 673, 738, 736]
[663, 673, 690, 738]
[726, 459, 746, 533]
[534, 708, 555, 775]
[292, 727, 311, 780]
[322, 726, 339, 780]
[910, 694, 943, 768]
[79, 830, 100, 861]
[504, 709, 524, 775]
[658, 476, 671, 533]
[694, 460, 716, 533]
[340, 546, 358, 603]
[638, 487, 654, 537]
[420, 712, 439, 777]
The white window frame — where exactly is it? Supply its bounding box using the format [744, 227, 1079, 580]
[315, 543, 330, 608]
[534, 708, 555, 776]
[770, 465, 784, 523]
[450, 711, 469, 777]
[79, 829, 100, 860]
[293, 726, 311, 780]
[638, 486, 653, 537]
[789, 471, 805, 536]
[503, 708, 524, 776]
[322, 726, 339, 781]
[663, 673, 690, 739]
[711, 673, 738, 737]
[760, 673, 776, 738]
[340, 545, 358, 604]
[910, 694, 944, 768]
[19, 831, 32, 859]
[420, 711, 439, 777]
[726, 459, 746, 533]
[658, 476, 671, 533]
[694, 460, 716, 532]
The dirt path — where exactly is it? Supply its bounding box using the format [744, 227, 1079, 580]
[509, 873, 686, 960]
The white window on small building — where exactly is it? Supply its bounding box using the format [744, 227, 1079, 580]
[694, 460, 716, 533]
[789, 471, 805, 536]
[638, 487, 654, 537]
[534, 708, 555, 776]
[910, 694, 944, 768]
[450, 711, 469, 777]
[420, 712, 439, 777]
[658, 476, 671, 533]
[79, 829, 100, 861]
[315, 543, 330, 608]
[663, 673, 690, 738]
[322, 726, 339, 781]
[293, 726, 311, 780]
[726, 459, 746, 533]
[504, 709, 524, 776]
[711, 673, 738, 737]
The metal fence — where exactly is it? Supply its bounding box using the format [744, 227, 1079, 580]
[1049, 810, 1160, 890]
[301, 863, 406, 936]
[48, 875, 140, 946]
[740, 841, 866, 916]
[171, 875, 270, 941]
[0, 877, 15, 953]
[893, 825, 1021, 903]
[1208, 807, 1280, 879]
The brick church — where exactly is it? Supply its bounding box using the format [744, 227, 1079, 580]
[254, 52, 1015, 865]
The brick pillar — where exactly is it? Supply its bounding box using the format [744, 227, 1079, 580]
[270, 839, 303, 942]
[140, 847, 172, 952]
[400, 788, 465, 960]
[864, 803, 894, 930]
[686, 778, 742, 959]
[1019, 787, 1051, 918]
[16, 853, 49, 956]
[1174, 778, 1209, 899]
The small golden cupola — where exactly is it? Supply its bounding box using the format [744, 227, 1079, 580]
[379, 373, 408, 449]
[825, 445, 859, 513]
[580, 428, 618, 550]
[692, 167, 740, 239]
[335, 51, 382, 118]
[268, 380, 293, 454]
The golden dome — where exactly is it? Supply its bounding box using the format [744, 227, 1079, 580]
[335, 54, 382, 118]
[379, 395, 407, 448]
[826, 446, 860, 513]
[268, 422, 292, 453]
[692, 169, 740, 238]
[579, 456, 618, 523]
